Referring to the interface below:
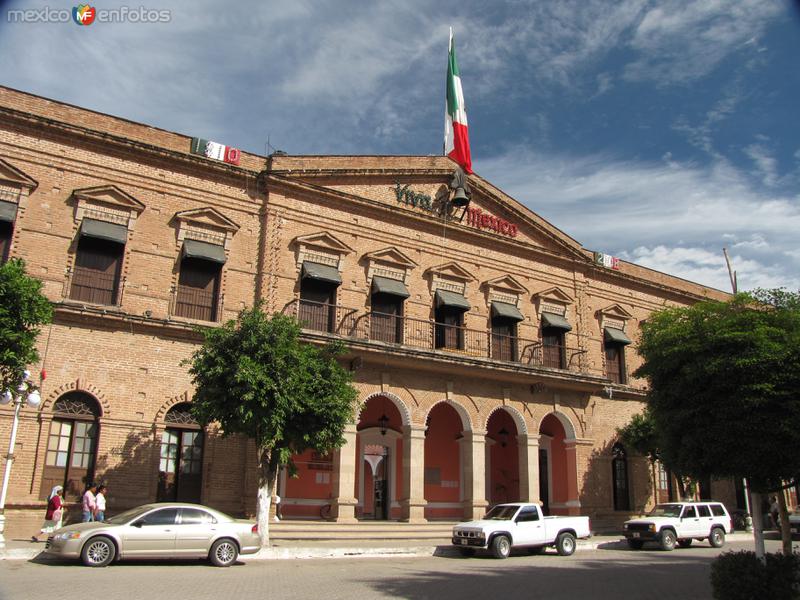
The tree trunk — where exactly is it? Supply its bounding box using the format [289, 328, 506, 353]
[256, 446, 280, 547]
[650, 461, 658, 507]
[674, 472, 687, 500]
[749, 488, 766, 561]
[777, 489, 792, 556]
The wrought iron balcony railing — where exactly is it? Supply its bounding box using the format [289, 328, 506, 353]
[284, 299, 592, 375]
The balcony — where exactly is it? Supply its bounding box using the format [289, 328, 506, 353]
[284, 299, 594, 377]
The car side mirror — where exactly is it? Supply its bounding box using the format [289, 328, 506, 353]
[131, 521, 144, 528]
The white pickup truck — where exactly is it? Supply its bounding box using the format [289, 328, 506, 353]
[452, 502, 592, 558]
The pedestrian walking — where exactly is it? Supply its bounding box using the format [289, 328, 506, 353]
[82, 482, 97, 522]
[770, 495, 780, 529]
[32, 485, 64, 542]
[94, 485, 107, 522]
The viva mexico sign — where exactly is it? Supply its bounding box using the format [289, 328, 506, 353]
[392, 183, 518, 238]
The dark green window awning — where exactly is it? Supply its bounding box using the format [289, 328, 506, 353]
[182, 239, 227, 264]
[604, 327, 632, 346]
[301, 261, 342, 285]
[372, 276, 410, 299]
[0, 200, 17, 223]
[491, 301, 524, 322]
[541, 311, 572, 331]
[435, 289, 470, 311]
[80, 218, 127, 244]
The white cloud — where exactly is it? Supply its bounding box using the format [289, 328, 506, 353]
[744, 143, 780, 187]
[478, 147, 800, 291]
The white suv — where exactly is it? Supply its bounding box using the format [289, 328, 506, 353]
[623, 501, 733, 551]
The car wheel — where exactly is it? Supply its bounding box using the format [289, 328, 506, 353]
[81, 536, 116, 567]
[491, 535, 511, 559]
[209, 538, 239, 567]
[527, 545, 545, 555]
[627, 539, 644, 550]
[709, 527, 725, 548]
[458, 548, 476, 557]
[556, 532, 577, 556]
[659, 529, 676, 551]
[677, 539, 692, 548]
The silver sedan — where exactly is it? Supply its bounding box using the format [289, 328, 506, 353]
[44, 503, 261, 567]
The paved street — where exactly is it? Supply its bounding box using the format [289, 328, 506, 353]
[0, 539, 792, 600]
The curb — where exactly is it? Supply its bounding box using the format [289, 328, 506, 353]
[0, 532, 764, 562]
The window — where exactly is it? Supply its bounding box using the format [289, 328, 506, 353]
[490, 302, 523, 362]
[682, 506, 697, 519]
[69, 223, 125, 305]
[434, 290, 470, 350]
[298, 261, 341, 333]
[139, 508, 179, 526]
[158, 403, 204, 503]
[611, 443, 630, 511]
[175, 257, 221, 321]
[369, 277, 409, 344]
[516, 506, 540, 522]
[0, 220, 12, 263]
[541, 327, 565, 368]
[175, 240, 225, 321]
[711, 504, 727, 517]
[603, 327, 632, 384]
[604, 344, 626, 384]
[0, 199, 17, 263]
[657, 462, 674, 503]
[40, 393, 100, 501]
[180, 508, 215, 525]
[698, 505, 711, 517]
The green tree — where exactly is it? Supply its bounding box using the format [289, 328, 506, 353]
[0, 259, 53, 393]
[634, 290, 800, 555]
[186, 307, 358, 544]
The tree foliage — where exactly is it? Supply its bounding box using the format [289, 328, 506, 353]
[634, 291, 800, 493]
[186, 306, 358, 542]
[0, 258, 53, 392]
[617, 409, 660, 464]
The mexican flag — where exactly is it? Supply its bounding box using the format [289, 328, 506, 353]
[444, 28, 473, 174]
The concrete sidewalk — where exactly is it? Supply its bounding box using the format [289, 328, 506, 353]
[0, 532, 759, 562]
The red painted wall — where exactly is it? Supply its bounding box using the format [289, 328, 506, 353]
[424, 403, 462, 519]
[487, 410, 520, 504]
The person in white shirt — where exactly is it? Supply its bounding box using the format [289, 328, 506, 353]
[94, 485, 107, 522]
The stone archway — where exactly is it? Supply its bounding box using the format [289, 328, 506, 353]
[538, 411, 580, 515]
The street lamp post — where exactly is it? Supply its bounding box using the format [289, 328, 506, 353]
[0, 370, 42, 548]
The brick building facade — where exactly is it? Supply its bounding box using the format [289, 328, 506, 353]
[0, 86, 736, 537]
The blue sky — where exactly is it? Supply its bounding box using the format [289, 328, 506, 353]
[1, 0, 799, 292]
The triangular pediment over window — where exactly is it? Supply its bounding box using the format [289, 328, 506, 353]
[72, 185, 145, 213]
[424, 262, 475, 282]
[532, 286, 574, 304]
[362, 247, 417, 269]
[484, 275, 528, 295]
[0, 158, 38, 191]
[292, 231, 353, 254]
[598, 303, 633, 320]
[174, 207, 240, 233]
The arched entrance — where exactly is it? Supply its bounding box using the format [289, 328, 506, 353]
[158, 402, 204, 503]
[423, 402, 465, 520]
[538, 412, 578, 515]
[356, 395, 404, 520]
[486, 409, 520, 506]
[41, 392, 101, 501]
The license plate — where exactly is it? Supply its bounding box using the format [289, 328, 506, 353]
[632, 532, 640, 538]
[460, 538, 468, 545]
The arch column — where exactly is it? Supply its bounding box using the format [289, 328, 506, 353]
[462, 429, 488, 520]
[563, 439, 581, 515]
[401, 424, 427, 522]
[332, 423, 358, 522]
[518, 434, 540, 503]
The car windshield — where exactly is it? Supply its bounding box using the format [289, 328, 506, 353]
[483, 505, 519, 520]
[648, 504, 683, 518]
[105, 506, 155, 524]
